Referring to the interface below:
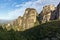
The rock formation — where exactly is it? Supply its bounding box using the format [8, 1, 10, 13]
[22, 8, 38, 30]
[11, 16, 23, 31]
[55, 3, 60, 19]
[3, 8, 38, 31]
[2, 2, 60, 31]
[38, 5, 55, 23]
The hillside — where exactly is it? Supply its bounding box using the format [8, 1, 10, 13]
[3, 2, 60, 31]
[21, 20, 60, 40]
[0, 20, 60, 40]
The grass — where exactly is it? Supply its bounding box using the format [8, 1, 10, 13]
[0, 20, 60, 40]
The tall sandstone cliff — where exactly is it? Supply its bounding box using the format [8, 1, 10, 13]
[3, 2, 60, 31]
[38, 4, 56, 23]
[22, 8, 38, 30]
[38, 3, 60, 24]
[3, 8, 38, 31]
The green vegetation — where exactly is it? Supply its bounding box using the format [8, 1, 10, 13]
[0, 20, 60, 40]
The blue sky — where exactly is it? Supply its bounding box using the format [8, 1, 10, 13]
[0, 0, 60, 20]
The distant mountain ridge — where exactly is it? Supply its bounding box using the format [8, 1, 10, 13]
[0, 20, 13, 24]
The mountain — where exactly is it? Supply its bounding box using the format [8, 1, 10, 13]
[0, 2, 60, 40]
[2, 2, 60, 31]
[2, 8, 39, 31]
[0, 20, 13, 25]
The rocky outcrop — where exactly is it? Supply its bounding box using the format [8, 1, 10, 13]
[22, 8, 38, 30]
[38, 5, 56, 23]
[3, 8, 38, 31]
[55, 3, 60, 19]
[2, 2, 60, 31]
[38, 2, 60, 24]
[11, 16, 23, 31]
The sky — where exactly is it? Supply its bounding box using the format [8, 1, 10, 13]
[0, 0, 60, 20]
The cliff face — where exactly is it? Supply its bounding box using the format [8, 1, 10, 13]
[17, 8, 38, 31]
[38, 3, 60, 24]
[55, 3, 60, 19]
[38, 5, 56, 23]
[3, 2, 60, 31]
[22, 8, 38, 30]
[3, 8, 38, 31]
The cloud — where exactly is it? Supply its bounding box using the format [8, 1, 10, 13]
[6, 0, 42, 20]
[3, 0, 60, 20]
[7, 8, 24, 19]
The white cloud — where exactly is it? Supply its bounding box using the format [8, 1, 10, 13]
[3, 0, 60, 20]
[6, 0, 42, 20]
